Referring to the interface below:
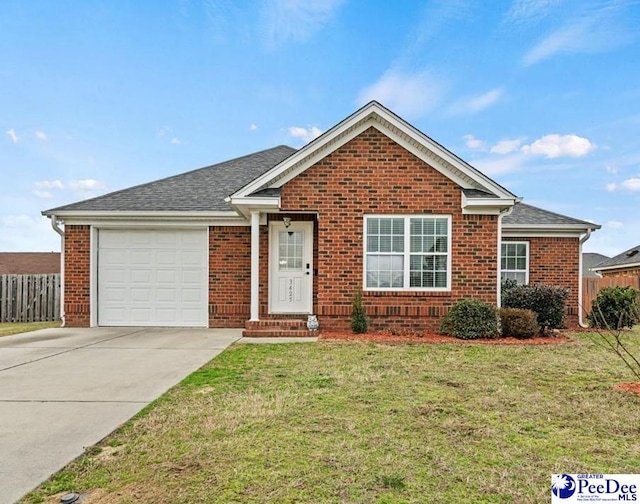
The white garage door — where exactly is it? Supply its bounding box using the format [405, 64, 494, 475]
[98, 229, 208, 327]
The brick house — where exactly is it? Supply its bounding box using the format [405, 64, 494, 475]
[0, 252, 61, 274]
[592, 245, 640, 277]
[43, 102, 599, 334]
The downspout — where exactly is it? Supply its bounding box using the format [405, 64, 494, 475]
[50, 215, 65, 327]
[578, 228, 593, 328]
[496, 206, 515, 307]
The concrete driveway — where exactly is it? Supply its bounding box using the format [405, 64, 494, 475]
[0, 327, 242, 504]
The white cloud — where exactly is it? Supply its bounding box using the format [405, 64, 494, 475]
[605, 164, 617, 174]
[157, 126, 170, 137]
[522, 3, 635, 66]
[0, 215, 60, 252]
[33, 179, 105, 193]
[606, 182, 617, 192]
[621, 178, 640, 191]
[288, 126, 323, 144]
[35, 130, 47, 141]
[32, 190, 53, 199]
[490, 138, 522, 155]
[6, 128, 19, 144]
[250, 123, 258, 131]
[68, 179, 104, 191]
[606, 220, 623, 229]
[170, 138, 181, 145]
[262, 0, 345, 48]
[357, 69, 446, 118]
[504, 0, 560, 24]
[35, 180, 64, 190]
[472, 153, 528, 176]
[463, 134, 485, 150]
[448, 87, 503, 115]
[521, 134, 594, 158]
[523, 22, 589, 65]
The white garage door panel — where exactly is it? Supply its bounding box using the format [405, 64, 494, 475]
[98, 229, 208, 327]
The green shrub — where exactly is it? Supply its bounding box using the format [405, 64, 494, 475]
[351, 291, 368, 333]
[588, 286, 640, 330]
[499, 308, 539, 339]
[440, 299, 499, 340]
[502, 284, 568, 333]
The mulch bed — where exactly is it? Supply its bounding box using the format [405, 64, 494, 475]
[613, 382, 640, 396]
[318, 331, 572, 345]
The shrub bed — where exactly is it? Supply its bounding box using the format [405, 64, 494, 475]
[440, 299, 499, 340]
[502, 283, 568, 333]
[588, 286, 640, 330]
[499, 308, 539, 339]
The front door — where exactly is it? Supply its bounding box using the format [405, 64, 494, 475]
[269, 221, 313, 314]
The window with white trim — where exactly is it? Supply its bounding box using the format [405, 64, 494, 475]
[500, 242, 529, 285]
[365, 215, 451, 290]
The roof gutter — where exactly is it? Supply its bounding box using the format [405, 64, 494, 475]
[578, 229, 593, 328]
[50, 215, 65, 327]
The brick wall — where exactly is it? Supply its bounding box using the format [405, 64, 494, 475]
[503, 236, 580, 327]
[64, 225, 91, 327]
[278, 126, 499, 331]
[209, 226, 251, 327]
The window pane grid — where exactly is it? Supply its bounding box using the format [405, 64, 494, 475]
[365, 216, 449, 290]
[367, 217, 404, 253]
[500, 242, 528, 285]
[279, 231, 304, 270]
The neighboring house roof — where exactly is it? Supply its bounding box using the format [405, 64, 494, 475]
[0, 252, 61, 274]
[592, 244, 640, 273]
[503, 203, 598, 229]
[583, 252, 610, 277]
[43, 146, 296, 215]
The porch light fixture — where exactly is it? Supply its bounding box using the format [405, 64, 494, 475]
[283, 217, 291, 229]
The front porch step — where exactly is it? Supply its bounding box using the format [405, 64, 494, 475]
[243, 319, 318, 338]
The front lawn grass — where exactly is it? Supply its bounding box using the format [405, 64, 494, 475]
[0, 321, 60, 337]
[25, 330, 640, 504]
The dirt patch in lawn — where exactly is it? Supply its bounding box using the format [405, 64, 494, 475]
[319, 331, 572, 345]
[613, 382, 640, 396]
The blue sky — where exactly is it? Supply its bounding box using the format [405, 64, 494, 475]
[1, 0, 639, 256]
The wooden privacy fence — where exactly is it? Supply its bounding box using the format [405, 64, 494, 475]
[581, 275, 640, 316]
[0, 274, 61, 322]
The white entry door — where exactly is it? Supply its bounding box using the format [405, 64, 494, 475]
[269, 221, 313, 314]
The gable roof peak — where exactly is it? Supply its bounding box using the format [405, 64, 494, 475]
[232, 101, 519, 203]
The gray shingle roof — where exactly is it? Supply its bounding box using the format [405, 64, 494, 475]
[583, 252, 610, 277]
[592, 245, 640, 270]
[503, 203, 598, 228]
[462, 188, 498, 198]
[43, 145, 297, 214]
[43, 145, 599, 233]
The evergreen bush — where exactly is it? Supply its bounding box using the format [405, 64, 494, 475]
[351, 291, 368, 333]
[440, 299, 499, 340]
[588, 286, 640, 330]
[499, 308, 539, 339]
[502, 284, 568, 333]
